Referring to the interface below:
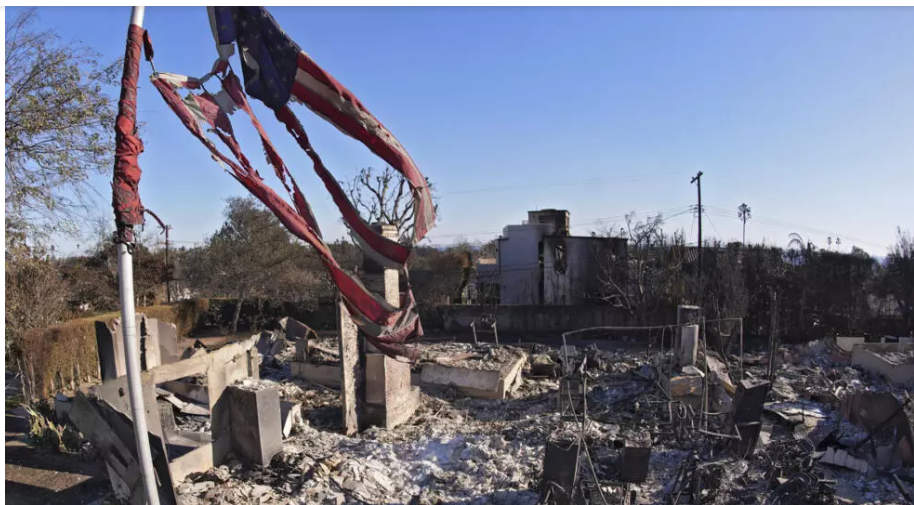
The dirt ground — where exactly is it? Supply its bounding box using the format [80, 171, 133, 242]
[4, 372, 111, 505]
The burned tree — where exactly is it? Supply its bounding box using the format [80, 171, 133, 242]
[344, 166, 438, 242]
[596, 212, 686, 323]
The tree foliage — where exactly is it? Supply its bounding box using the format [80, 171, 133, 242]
[5, 9, 120, 240]
[184, 197, 322, 332]
[882, 228, 914, 331]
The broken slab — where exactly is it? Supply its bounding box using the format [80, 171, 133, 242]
[421, 352, 527, 400]
[841, 391, 914, 465]
[255, 331, 288, 364]
[819, 447, 871, 474]
[228, 385, 283, 466]
[835, 336, 865, 353]
[851, 342, 914, 386]
[279, 316, 315, 341]
[280, 401, 303, 438]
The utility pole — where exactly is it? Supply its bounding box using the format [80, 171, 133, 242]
[144, 209, 172, 303]
[691, 171, 703, 295]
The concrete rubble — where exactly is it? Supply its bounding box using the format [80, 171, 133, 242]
[54, 309, 914, 505]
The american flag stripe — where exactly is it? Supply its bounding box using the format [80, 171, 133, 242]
[150, 71, 420, 359]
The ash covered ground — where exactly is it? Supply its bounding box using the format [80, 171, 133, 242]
[169, 336, 914, 505]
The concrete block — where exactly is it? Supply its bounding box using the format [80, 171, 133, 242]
[677, 324, 699, 368]
[365, 354, 412, 405]
[54, 393, 72, 422]
[363, 385, 420, 430]
[228, 386, 283, 466]
[137, 316, 162, 371]
[365, 353, 417, 429]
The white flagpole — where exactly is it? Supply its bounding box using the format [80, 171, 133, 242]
[117, 7, 160, 505]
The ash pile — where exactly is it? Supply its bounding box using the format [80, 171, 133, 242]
[56, 310, 914, 505]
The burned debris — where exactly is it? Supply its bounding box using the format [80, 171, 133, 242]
[46, 302, 914, 504]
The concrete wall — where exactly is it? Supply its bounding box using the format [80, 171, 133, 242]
[498, 223, 549, 305]
[422, 304, 661, 335]
[542, 236, 626, 305]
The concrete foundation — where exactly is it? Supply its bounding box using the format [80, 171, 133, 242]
[851, 343, 914, 386]
[421, 354, 527, 400]
[228, 386, 283, 467]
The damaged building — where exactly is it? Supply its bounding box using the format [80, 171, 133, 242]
[492, 209, 627, 306]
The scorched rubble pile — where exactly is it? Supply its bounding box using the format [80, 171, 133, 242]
[63, 326, 914, 505]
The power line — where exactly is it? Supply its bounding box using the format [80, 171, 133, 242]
[424, 205, 694, 241]
[701, 205, 886, 249]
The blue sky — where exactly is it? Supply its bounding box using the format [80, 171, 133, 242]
[12, 7, 914, 256]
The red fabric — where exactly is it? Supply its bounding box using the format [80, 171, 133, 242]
[290, 52, 435, 242]
[274, 106, 411, 266]
[111, 24, 146, 240]
[150, 73, 420, 360]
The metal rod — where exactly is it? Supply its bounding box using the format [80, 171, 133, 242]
[116, 7, 159, 505]
[739, 318, 743, 380]
[701, 317, 709, 431]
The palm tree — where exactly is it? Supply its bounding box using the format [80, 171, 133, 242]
[737, 203, 751, 245]
[788, 232, 806, 251]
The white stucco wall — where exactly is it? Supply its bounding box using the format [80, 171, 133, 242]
[498, 224, 548, 304]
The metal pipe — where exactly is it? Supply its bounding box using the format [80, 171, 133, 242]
[118, 243, 160, 505]
[116, 7, 159, 505]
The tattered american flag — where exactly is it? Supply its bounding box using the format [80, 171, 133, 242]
[147, 6, 435, 359]
[208, 6, 435, 244]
